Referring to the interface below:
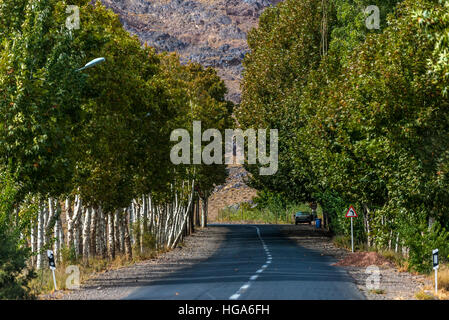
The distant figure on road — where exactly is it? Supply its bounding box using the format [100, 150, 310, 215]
[232, 135, 237, 165]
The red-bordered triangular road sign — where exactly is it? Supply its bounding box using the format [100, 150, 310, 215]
[345, 205, 358, 218]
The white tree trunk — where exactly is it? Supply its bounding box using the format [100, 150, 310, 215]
[43, 199, 51, 248]
[130, 202, 135, 245]
[124, 208, 132, 260]
[66, 198, 74, 250]
[107, 212, 115, 260]
[147, 195, 153, 232]
[82, 207, 92, 262]
[99, 206, 107, 258]
[58, 216, 64, 255]
[201, 196, 208, 228]
[54, 213, 60, 263]
[171, 180, 195, 249]
[74, 206, 84, 259]
[119, 211, 125, 254]
[113, 209, 121, 254]
[36, 202, 45, 269]
[395, 233, 400, 253]
[132, 199, 140, 249]
[388, 229, 393, 250]
[363, 204, 371, 247]
[66, 195, 83, 257]
[140, 195, 147, 253]
[90, 207, 97, 257]
[30, 218, 37, 267]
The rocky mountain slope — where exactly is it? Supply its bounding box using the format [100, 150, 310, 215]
[100, 0, 281, 103]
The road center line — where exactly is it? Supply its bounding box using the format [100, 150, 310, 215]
[229, 226, 271, 300]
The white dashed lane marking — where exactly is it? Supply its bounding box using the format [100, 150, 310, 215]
[229, 226, 272, 300]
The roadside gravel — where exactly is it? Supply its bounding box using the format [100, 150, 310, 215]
[57, 227, 227, 300]
[280, 224, 431, 300]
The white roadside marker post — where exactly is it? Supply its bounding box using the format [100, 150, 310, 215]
[47, 250, 57, 291]
[433, 249, 439, 295]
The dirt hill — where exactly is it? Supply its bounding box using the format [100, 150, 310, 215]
[207, 164, 257, 221]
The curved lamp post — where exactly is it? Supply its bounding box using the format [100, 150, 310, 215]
[76, 57, 105, 72]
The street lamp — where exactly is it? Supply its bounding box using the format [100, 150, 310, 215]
[76, 57, 105, 71]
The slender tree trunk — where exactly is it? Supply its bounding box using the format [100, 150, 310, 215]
[44, 199, 53, 249]
[54, 213, 60, 263]
[95, 207, 103, 256]
[99, 206, 107, 259]
[171, 180, 195, 249]
[140, 196, 147, 254]
[187, 200, 193, 236]
[201, 196, 208, 228]
[195, 196, 200, 227]
[90, 207, 97, 258]
[58, 217, 64, 255]
[395, 233, 400, 253]
[66, 198, 74, 250]
[67, 195, 83, 258]
[129, 202, 135, 245]
[74, 220, 80, 259]
[388, 229, 393, 250]
[191, 199, 195, 234]
[30, 219, 37, 267]
[114, 209, 121, 254]
[133, 200, 141, 251]
[147, 195, 153, 233]
[124, 208, 132, 260]
[36, 202, 45, 269]
[363, 204, 371, 247]
[76, 209, 83, 258]
[54, 200, 63, 263]
[107, 212, 115, 260]
[82, 207, 92, 262]
[150, 200, 156, 243]
[119, 210, 125, 254]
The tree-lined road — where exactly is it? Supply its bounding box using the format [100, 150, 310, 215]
[126, 224, 365, 300]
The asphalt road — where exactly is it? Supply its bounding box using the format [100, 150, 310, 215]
[125, 224, 365, 300]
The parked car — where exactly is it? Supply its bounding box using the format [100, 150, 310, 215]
[294, 211, 313, 225]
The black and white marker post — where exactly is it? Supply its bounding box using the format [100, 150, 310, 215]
[47, 250, 57, 291]
[433, 249, 439, 295]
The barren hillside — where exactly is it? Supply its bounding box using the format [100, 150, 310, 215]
[100, 0, 280, 103]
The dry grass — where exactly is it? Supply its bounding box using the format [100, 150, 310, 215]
[417, 264, 449, 300]
[415, 290, 436, 300]
[437, 265, 449, 291]
[332, 235, 351, 250]
[397, 260, 411, 273]
[370, 289, 386, 295]
[30, 247, 167, 298]
[378, 249, 410, 270]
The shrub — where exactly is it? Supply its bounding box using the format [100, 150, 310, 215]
[253, 189, 287, 212]
[333, 235, 351, 249]
[60, 245, 78, 265]
[0, 170, 35, 299]
[403, 220, 449, 273]
[131, 221, 156, 258]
